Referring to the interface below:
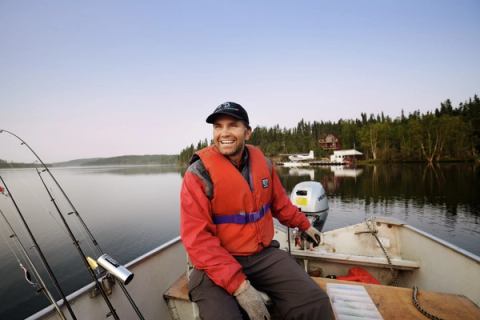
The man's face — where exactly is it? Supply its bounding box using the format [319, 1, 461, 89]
[213, 115, 252, 161]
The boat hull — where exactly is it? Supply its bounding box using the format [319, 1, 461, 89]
[28, 217, 480, 319]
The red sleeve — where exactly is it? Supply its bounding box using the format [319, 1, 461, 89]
[180, 171, 246, 295]
[270, 168, 311, 231]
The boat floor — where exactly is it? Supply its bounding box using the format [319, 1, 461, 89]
[164, 273, 480, 320]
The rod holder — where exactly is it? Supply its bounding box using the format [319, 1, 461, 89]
[97, 254, 134, 285]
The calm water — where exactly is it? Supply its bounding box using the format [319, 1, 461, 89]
[0, 163, 479, 319]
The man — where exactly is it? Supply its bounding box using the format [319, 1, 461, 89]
[180, 102, 333, 320]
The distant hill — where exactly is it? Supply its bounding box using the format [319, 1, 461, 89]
[54, 154, 179, 166]
[0, 159, 39, 168]
[0, 155, 179, 168]
[51, 157, 102, 167]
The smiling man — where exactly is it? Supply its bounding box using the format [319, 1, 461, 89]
[180, 102, 333, 320]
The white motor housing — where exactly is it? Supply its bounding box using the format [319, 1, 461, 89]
[290, 181, 328, 214]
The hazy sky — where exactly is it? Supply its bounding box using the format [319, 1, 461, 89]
[1, 0, 479, 162]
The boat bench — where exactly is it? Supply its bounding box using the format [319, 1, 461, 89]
[163, 273, 197, 320]
[292, 250, 420, 270]
[164, 273, 480, 320]
[164, 272, 190, 302]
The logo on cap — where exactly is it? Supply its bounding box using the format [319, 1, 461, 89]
[218, 102, 239, 111]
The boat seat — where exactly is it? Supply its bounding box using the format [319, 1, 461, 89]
[164, 272, 190, 302]
[292, 250, 420, 270]
[163, 273, 272, 303]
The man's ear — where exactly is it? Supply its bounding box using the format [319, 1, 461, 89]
[245, 127, 252, 140]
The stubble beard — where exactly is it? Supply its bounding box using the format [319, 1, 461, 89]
[218, 141, 245, 158]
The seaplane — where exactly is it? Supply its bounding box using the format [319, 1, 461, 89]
[288, 150, 314, 162]
[278, 150, 315, 167]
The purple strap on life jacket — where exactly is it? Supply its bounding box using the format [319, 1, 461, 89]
[213, 203, 271, 224]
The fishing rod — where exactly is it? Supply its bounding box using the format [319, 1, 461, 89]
[0, 176, 77, 320]
[0, 208, 66, 320]
[32, 167, 120, 320]
[0, 129, 145, 319]
[36, 168, 145, 319]
[0, 129, 101, 249]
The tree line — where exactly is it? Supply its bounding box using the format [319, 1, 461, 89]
[179, 95, 480, 164]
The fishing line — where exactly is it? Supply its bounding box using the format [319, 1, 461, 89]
[0, 219, 24, 273]
[0, 176, 77, 320]
[38, 169, 103, 263]
[0, 208, 67, 320]
[1, 169, 80, 296]
[32, 167, 120, 320]
[0, 171, 77, 304]
[0, 162, 69, 238]
[0, 217, 41, 289]
[38, 170, 99, 262]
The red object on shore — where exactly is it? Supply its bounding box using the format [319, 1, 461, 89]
[0, 186, 4, 193]
[336, 267, 380, 284]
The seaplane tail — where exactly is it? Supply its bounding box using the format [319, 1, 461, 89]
[288, 150, 314, 162]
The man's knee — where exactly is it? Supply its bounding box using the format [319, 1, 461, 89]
[188, 269, 244, 320]
[284, 296, 334, 320]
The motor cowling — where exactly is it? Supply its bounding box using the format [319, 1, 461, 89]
[290, 181, 329, 231]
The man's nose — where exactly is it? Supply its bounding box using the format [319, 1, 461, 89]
[219, 127, 231, 135]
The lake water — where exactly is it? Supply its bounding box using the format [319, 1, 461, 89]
[0, 163, 479, 319]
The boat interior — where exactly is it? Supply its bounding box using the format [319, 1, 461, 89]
[28, 217, 480, 320]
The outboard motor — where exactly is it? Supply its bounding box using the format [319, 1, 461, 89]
[290, 181, 329, 231]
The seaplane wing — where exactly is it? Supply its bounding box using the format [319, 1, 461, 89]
[288, 150, 314, 162]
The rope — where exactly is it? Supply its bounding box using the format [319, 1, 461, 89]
[365, 218, 398, 286]
[412, 286, 444, 320]
[364, 219, 444, 320]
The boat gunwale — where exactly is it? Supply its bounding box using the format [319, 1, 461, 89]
[26, 236, 182, 320]
[353, 216, 480, 263]
[403, 224, 480, 263]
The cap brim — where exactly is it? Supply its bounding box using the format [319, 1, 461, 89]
[206, 111, 245, 124]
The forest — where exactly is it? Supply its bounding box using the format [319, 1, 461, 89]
[179, 95, 480, 164]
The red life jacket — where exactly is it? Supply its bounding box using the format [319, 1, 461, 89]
[196, 145, 274, 255]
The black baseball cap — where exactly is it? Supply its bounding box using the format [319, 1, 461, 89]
[206, 102, 250, 126]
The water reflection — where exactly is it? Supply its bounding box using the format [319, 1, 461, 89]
[330, 166, 364, 178]
[278, 162, 480, 255]
[288, 168, 315, 180]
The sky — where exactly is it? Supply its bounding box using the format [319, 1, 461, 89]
[1, 0, 479, 162]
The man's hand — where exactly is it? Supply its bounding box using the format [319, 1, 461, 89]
[234, 280, 271, 320]
[304, 226, 322, 246]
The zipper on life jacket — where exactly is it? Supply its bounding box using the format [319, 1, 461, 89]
[250, 178, 263, 248]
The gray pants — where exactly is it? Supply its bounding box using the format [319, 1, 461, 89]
[188, 247, 333, 320]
